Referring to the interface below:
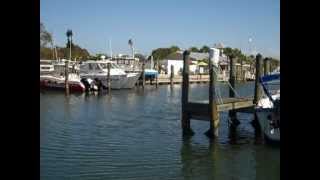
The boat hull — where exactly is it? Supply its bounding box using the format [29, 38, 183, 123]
[256, 109, 280, 143]
[121, 73, 140, 89]
[80, 73, 140, 89]
[40, 75, 85, 93]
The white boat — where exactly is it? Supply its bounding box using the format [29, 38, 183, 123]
[40, 73, 85, 92]
[256, 72, 280, 143]
[79, 60, 140, 89]
[40, 60, 55, 75]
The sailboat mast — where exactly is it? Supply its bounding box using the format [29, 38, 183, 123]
[109, 38, 112, 59]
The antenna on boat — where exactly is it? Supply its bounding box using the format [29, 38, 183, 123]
[109, 38, 112, 59]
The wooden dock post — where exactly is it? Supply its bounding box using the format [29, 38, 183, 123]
[155, 59, 158, 88]
[228, 56, 239, 126]
[142, 61, 145, 88]
[107, 62, 111, 94]
[254, 54, 263, 105]
[205, 48, 219, 138]
[251, 54, 263, 136]
[181, 50, 194, 136]
[170, 65, 174, 87]
[65, 60, 69, 95]
[240, 58, 245, 82]
[263, 58, 270, 76]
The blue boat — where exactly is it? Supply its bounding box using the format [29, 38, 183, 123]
[144, 69, 158, 80]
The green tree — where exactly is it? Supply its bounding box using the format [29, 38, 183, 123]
[150, 45, 181, 61]
[223, 47, 242, 61]
[200, 45, 210, 53]
[40, 22, 52, 48]
[135, 53, 146, 62]
[169, 45, 180, 53]
[189, 46, 199, 52]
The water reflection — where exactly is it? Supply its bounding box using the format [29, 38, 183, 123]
[63, 95, 71, 121]
[180, 137, 216, 180]
[180, 135, 279, 180]
[41, 83, 279, 180]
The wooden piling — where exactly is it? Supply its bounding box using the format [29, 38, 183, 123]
[170, 65, 174, 87]
[155, 59, 158, 88]
[263, 58, 270, 76]
[228, 56, 239, 126]
[240, 58, 245, 82]
[181, 50, 194, 136]
[205, 48, 219, 138]
[65, 60, 69, 95]
[142, 61, 145, 88]
[107, 62, 111, 94]
[254, 54, 263, 105]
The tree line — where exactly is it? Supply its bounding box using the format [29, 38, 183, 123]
[40, 23, 90, 60]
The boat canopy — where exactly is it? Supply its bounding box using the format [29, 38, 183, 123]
[259, 73, 280, 103]
[260, 73, 280, 83]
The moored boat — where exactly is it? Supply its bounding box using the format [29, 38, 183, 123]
[255, 72, 280, 144]
[40, 73, 85, 92]
[79, 60, 140, 89]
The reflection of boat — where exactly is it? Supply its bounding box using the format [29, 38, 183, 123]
[256, 72, 280, 143]
[79, 60, 140, 89]
[40, 74, 85, 92]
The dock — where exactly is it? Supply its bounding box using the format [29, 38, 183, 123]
[145, 75, 210, 85]
[180, 49, 266, 138]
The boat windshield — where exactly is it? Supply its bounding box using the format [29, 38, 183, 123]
[99, 63, 121, 69]
[40, 61, 53, 65]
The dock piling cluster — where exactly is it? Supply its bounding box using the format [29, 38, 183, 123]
[181, 50, 264, 139]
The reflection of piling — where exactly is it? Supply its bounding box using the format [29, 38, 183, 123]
[107, 62, 111, 94]
[170, 65, 174, 87]
[65, 60, 69, 95]
[228, 56, 239, 126]
[181, 50, 194, 136]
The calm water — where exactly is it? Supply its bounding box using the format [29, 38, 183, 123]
[40, 82, 279, 180]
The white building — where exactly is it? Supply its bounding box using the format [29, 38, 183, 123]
[160, 52, 198, 75]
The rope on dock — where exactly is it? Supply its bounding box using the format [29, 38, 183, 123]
[216, 65, 242, 98]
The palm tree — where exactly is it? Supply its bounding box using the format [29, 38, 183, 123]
[66, 29, 73, 60]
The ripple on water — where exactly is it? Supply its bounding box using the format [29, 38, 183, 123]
[41, 84, 279, 180]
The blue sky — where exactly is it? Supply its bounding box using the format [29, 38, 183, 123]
[41, 0, 280, 58]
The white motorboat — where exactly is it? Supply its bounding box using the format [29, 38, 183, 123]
[79, 60, 140, 89]
[40, 60, 55, 75]
[40, 73, 85, 92]
[256, 72, 280, 143]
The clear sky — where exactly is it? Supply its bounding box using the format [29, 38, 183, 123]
[40, 0, 280, 59]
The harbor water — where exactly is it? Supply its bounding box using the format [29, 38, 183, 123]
[40, 82, 279, 180]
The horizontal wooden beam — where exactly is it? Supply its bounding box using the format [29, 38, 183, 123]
[184, 97, 254, 121]
[217, 102, 254, 112]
